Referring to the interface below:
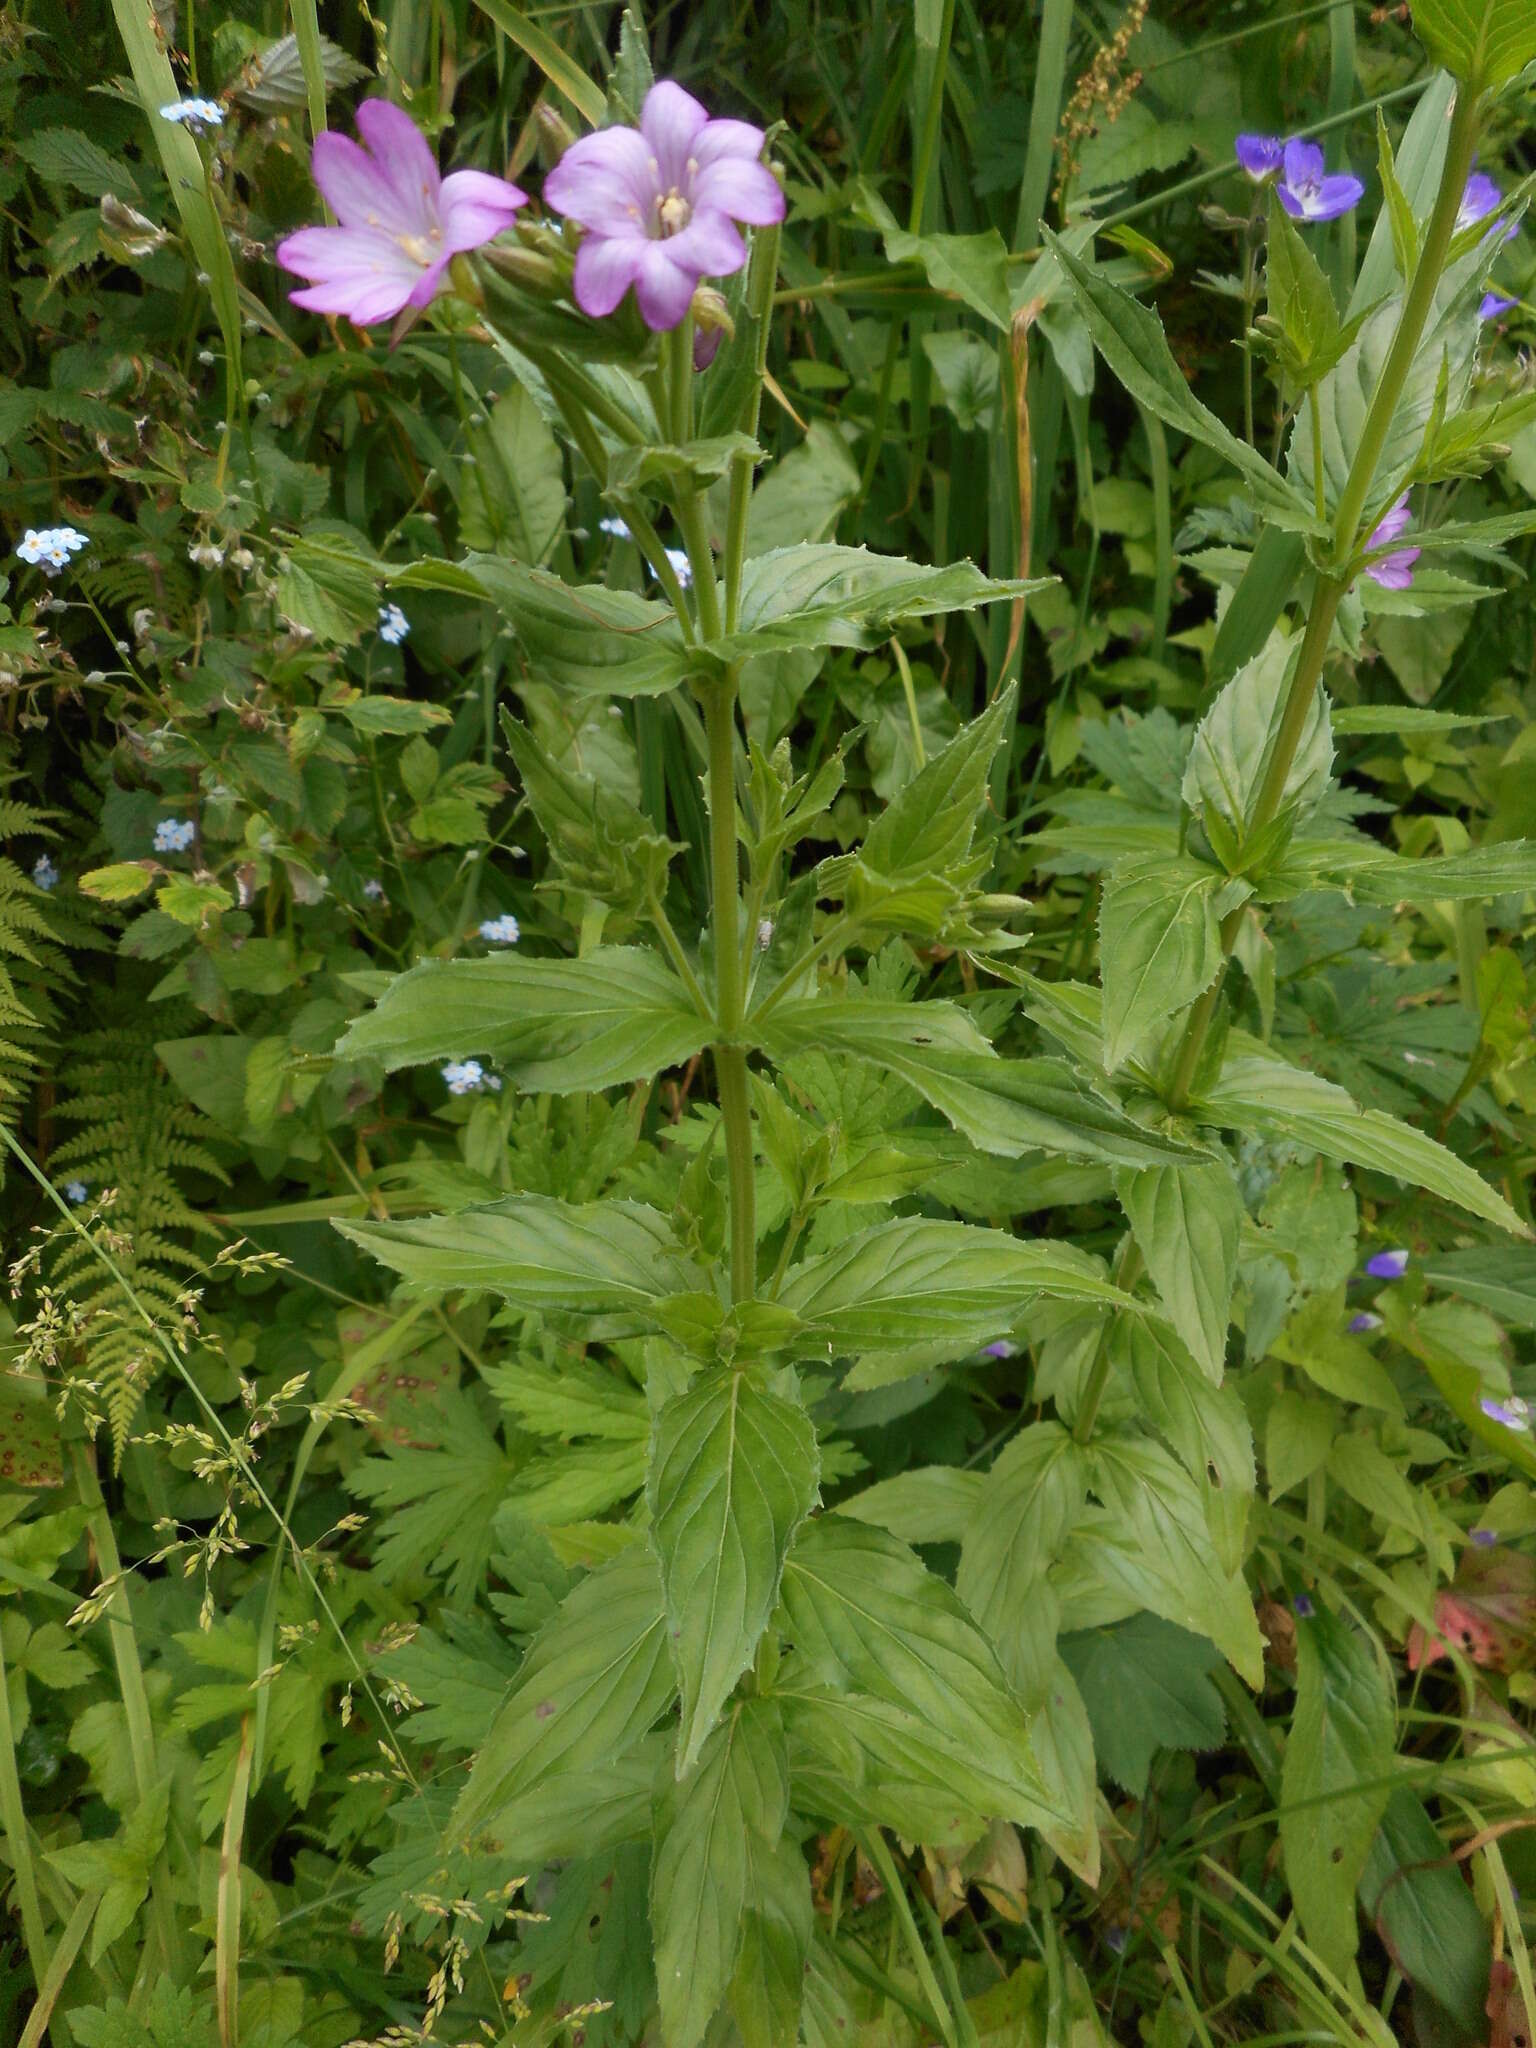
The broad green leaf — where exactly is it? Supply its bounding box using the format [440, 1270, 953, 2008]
[1410, 0, 1536, 86]
[337, 1195, 710, 1338]
[1265, 1390, 1339, 1500]
[1263, 196, 1343, 386]
[836, 1466, 984, 1546]
[779, 1517, 1062, 1829]
[648, 1367, 820, 1773]
[394, 555, 692, 696]
[1181, 633, 1333, 847]
[886, 226, 1012, 330]
[338, 695, 452, 736]
[1280, 1605, 1395, 1980]
[1060, 1613, 1227, 1798]
[777, 1217, 1135, 1382]
[0, 1381, 63, 1490]
[1082, 1434, 1264, 1684]
[1418, 1246, 1536, 1330]
[1191, 1046, 1527, 1236]
[1115, 1162, 1243, 1380]
[1097, 857, 1227, 1072]
[460, 379, 566, 563]
[1207, 527, 1308, 687]
[336, 949, 708, 1091]
[860, 685, 1015, 881]
[730, 1824, 815, 2048]
[1111, 1319, 1254, 1574]
[79, 861, 156, 903]
[1360, 1790, 1490, 2034]
[713, 549, 1040, 667]
[957, 1423, 1090, 1695]
[1290, 284, 1478, 523]
[651, 1699, 796, 2048]
[503, 715, 682, 915]
[1310, 839, 1536, 904]
[757, 999, 1208, 1169]
[607, 431, 761, 495]
[451, 1547, 673, 1842]
[275, 528, 380, 644]
[1044, 229, 1322, 534]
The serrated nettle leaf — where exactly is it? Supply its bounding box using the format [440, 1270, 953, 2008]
[755, 997, 1207, 1169]
[337, 1196, 710, 1337]
[607, 431, 762, 493]
[1181, 633, 1333, 849]
[460, 380, 566, 564]
[1410, 0, 1536, 86]
[1110, 1319, 1254, 1575]
[1190, 1045, 1527, 1237]
[336, 949, 707, 1092]
[1115, 1161, 1242, 1380]
[1376, 112, 1421, 283]
[1043, 228, 1322, 535]
[782, 1686, 1016, 1850]
[1280, 1605, 1396, 1980]
[393, 554, 695, 696]
[1082, 1434, 1264, 1685]
[1306, 839, 1536, 905]
[779, 1517, 1063, 1829]
[957, 1423, 1090, 1696]
[451, 1547, 674, 1843]
[647, 1366, 819, 1773]
[1060, 1612, 1227, 1799]
[860, 684, 1016, 882]
[1097, 857, 1226, 1072]
[777, 1217, 1138, 1373]
[650, 1698, 793, 2048]
[729, 1823, 814, 2048]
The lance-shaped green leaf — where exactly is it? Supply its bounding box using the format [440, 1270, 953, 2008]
[1410, 0, 1536, 87]
[393, 554, 695, 696]
[1081, 1434, 1264, 1684]
[1289, 838, 1536, 905]
[957, 1423, 1090, 1695]
[1190, 1047, 1528, 1237]
[1043, 228, 1322, 534]
[836, 1466, 985, 1546]
[502, 715, 683, 915]
[777, 1216, 1136, 1375]
[1114, 1161, 1243, 1380]
[1181, 633, 1333, 850]
[708, 549, 1042, 666]
[861, 684, 1016, 881]
[1361, 1790, 1491, 2035]
[779, 1517, 1062, 1828]
[1281, 1605, 1396, 1979]
[1109, 1318, 1255, 1575]
[756, 998, 1208, 1169]
[337, 1195, 711, 1338]
[1098, 857, 1229, 1072]
[651, 1700, 796, 2048]
[451, 1547, 675, 1842]
[648, 1367, 820, 1773]
[336, 949, 708, 1092]
[1208, 527, 1309, 687]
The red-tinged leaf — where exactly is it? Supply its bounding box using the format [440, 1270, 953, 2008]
[1405, 1547, 1536, 1674]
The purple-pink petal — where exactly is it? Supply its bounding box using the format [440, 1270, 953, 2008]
[693, 154, 784, 226]
[439, 168, 529, 251]
[665, 207, 748, 277]
[1235, 133, 1283, 180]
[641, 81, 711, 188]
[1367, 494, 1412, 550]
[311, 131, 413, 234]
[572, 233, 648, 317]
[355, 99, 442, 227]
[544, 127, 659, 233]
[633, 241, 702, 328]
[1365, 547, 1420, 590]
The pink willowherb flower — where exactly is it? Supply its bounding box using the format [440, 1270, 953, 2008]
[277, 101, 528, 326]
[1362, 496, 1420, 591]
[543, 81, 784, 331]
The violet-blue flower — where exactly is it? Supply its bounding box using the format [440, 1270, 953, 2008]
[1458, 172, 1517, 242]
[277, 101, 528, 327]
[1364, 1246, 1410, 1279]
[1362, 498, 1419, 592]
[1470, 1527, 1497, 1547]
[1480, 1394, 1530, 1432]
[1348, 1311, 1382, 1334]
[1294, 1592, 1315, 1618]
[1479, 292, 1517, 321]
[543, 81, 784, 331]
[1276, 139, 1363, 223]
[1235, 134, 1283, 181]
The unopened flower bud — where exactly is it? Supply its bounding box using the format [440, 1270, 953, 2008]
[481, 242, 559, 294]
[448, 252, 485, 308]
[535, 102, 577, 165]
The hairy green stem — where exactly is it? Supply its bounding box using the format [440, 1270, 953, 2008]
[704, 679, 756, 1300]
[0, 1623, 51, 2002]
[724, 223, 781, 635]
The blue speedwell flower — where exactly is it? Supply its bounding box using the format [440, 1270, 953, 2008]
[1480, 1395, 1531, 1433]
[1234, 135, 1362, 220]
[478, 914, 520, 945]
[1364, 1248, 1410, 1280]
[1348, 1311, 1383, 1334]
